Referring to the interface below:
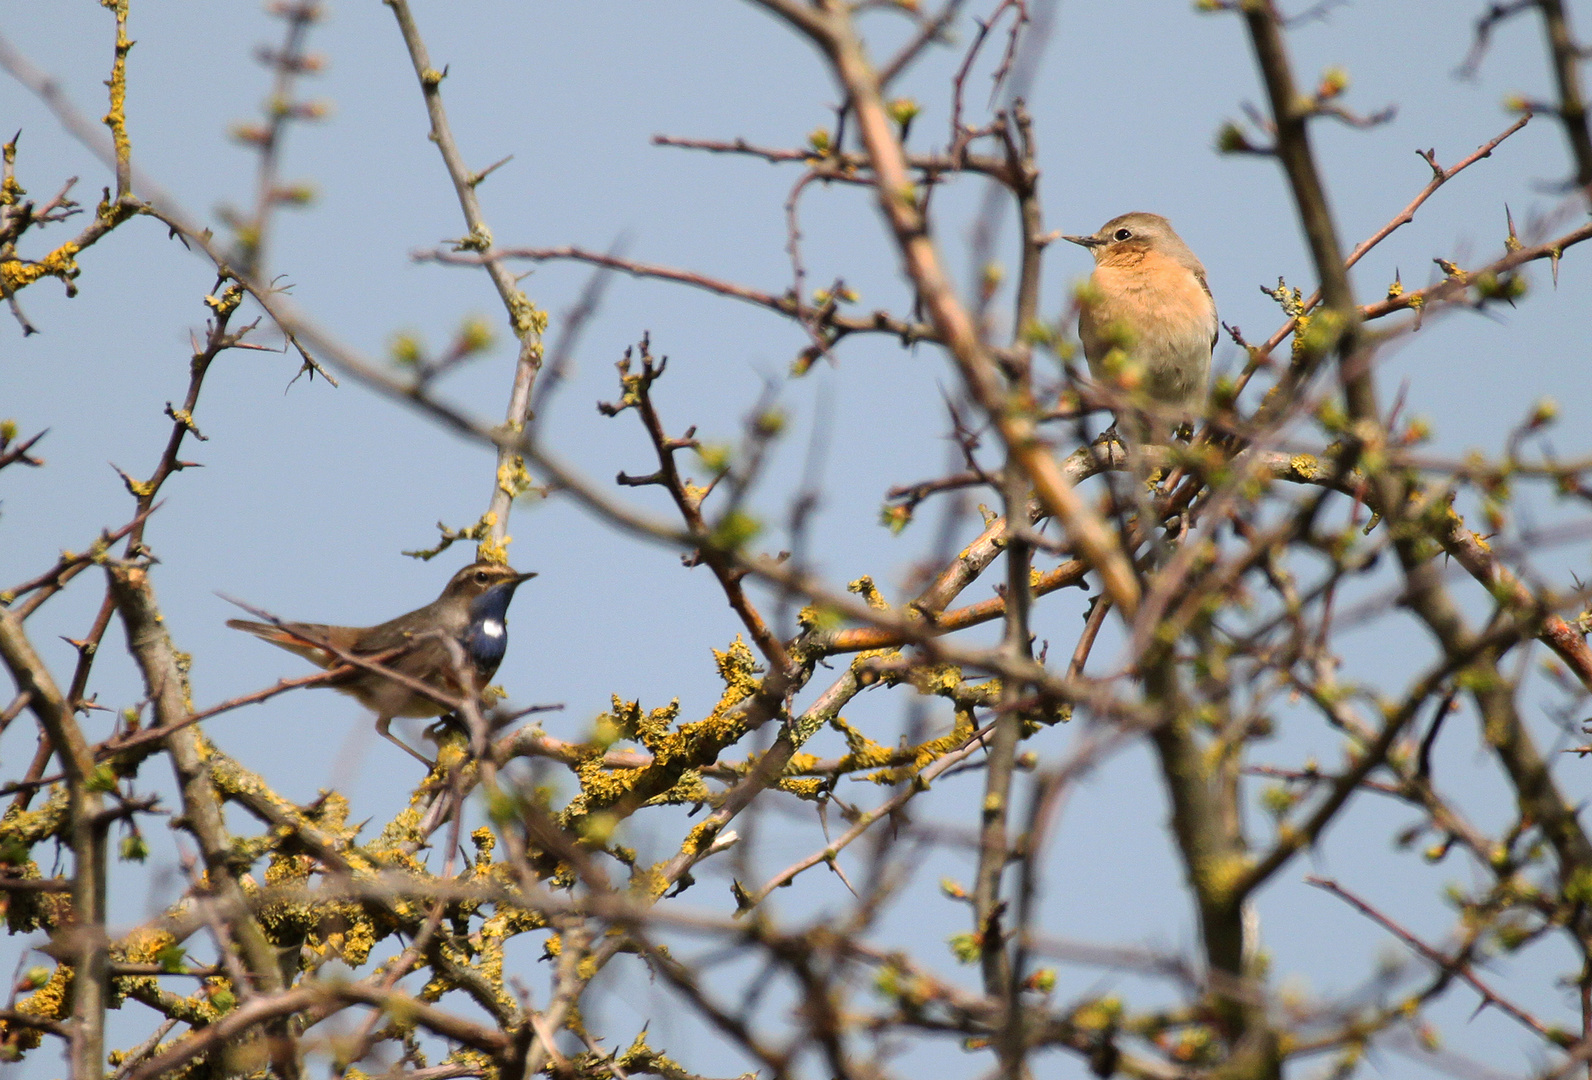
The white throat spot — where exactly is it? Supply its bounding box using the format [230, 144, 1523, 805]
[480, 619, 505, 638]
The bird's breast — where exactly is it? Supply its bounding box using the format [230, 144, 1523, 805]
[463, 617, 508, 670]
[1080, 254, 1216, 408]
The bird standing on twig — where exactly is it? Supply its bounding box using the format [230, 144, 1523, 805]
[1063, 211, 1217, 441]
[227, 561, 536, 765]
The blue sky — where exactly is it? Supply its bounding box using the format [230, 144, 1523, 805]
[3, 2, 1592, 1077]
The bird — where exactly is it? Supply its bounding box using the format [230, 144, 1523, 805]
[227, 561, 536, 764]
[1062, 212, 1217, 439]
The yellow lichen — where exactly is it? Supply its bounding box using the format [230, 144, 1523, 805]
[6, 964, 70, 1050]
[848, 576, 889, 610]
[496, 455, 534, 500]
[1287, 454, 1322, 481]
[0, 241, 81, 294]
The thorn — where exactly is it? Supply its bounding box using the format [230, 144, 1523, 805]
[468, 154, 514, 188]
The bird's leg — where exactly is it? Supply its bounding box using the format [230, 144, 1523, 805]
[377, 715, 435, 767]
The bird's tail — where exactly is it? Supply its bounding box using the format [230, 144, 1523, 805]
[226, 619, 336, 668]
[225, 618, 273, 636]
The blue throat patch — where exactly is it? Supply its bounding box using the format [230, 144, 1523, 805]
[462, 584, 516, 667]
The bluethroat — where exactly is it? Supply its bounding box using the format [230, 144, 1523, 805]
[1063, 212, 1217, 439]
[227, 561, 536, 764]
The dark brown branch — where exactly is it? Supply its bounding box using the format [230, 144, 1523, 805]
[1234, 114, 1531, 391]
[1308, 876, 1566, 1044]
[1361, 216, 1592, 321]
[7, 502, 163, 620]
[1538, 0, 1592, 192]
[0, 427, 46, 470]
[420, 245, 935, 348]
[651, 134, 1013, 183]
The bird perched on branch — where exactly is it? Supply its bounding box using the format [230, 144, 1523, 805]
[1063, 212, 1217, 440]
[228, 561, 535, 765]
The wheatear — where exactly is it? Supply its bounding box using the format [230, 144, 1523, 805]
[1063, 212, 1217, 438]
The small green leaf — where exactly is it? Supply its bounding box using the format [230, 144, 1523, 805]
[710, 510, 761, 550]
[156, 944, 187, 973]
[84, 764, 118, 793]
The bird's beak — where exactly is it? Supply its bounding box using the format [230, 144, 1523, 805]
[511, 571, 538, 585]
[1061, 233, 1104, 248]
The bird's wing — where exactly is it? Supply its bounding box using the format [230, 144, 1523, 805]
[349, 619, 425, 655]
[1192, 265, 1219, 350]
[358, 630, 476, 702]
[1076, 295, 1103, 368]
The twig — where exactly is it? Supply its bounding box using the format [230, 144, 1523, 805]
[384, 0, 545, 560]
[420, 245, 935, 348]
[1307, 876, 1563, 1043]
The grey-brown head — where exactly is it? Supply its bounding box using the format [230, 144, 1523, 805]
[1061, 212, 1199, 269]
[439, 562, 538, 605]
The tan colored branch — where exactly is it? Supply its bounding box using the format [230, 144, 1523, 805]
[752, 1, 1141, 615]
[124, 982, 509, 1080]
[0, 605, 107, 1079]
[106, 564, 295, 1073]
[384, 0, 544, 559]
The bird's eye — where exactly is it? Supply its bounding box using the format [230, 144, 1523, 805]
[1113, 228, 1133, 242]
[474, 570, 491, 584]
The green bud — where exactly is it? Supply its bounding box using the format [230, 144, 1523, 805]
[695, 443, 732, 475]
[710, 510, 762, 550]
[390, 331, 424, 368]
[947, 931, 981, 963]
[886, 97, 921, 127]
[458, 314, 495, 354]
[120, 835, 149, 862]
[880, 504, 911, 534]
[1317, 66, 1349, 99]
[1215, 121, 1250, 154]
[752, 408, 785, 438]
